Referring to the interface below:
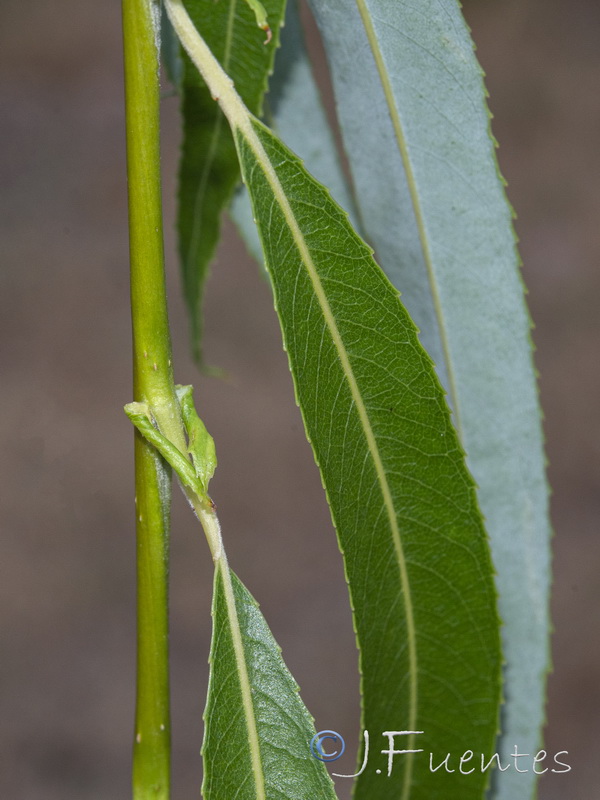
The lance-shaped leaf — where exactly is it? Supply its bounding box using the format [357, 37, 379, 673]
[165, 4, 502, 797]
[230, 0, 359, 263]
[307, 2, 552, 797]
[178, 0, 286, 361]
[203, 565, 339, 800]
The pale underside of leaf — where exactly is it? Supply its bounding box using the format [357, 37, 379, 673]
[307, 2, 551, 798]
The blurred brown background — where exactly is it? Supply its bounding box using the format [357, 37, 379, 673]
[0, 0, 598, 798]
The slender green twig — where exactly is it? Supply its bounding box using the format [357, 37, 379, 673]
[122, 2, 186, 797]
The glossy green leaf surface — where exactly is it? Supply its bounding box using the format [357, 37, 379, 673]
[307, 3, 552, 797]
[203, 566, 338, 800]
[235, 115, 502, 800]
[178, 0, 285, 360]
[229, 0, 358, 263]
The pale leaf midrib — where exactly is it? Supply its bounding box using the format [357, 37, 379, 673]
[354, 0, 463, 444]
[237, 115, 419, 800]
[218, 557, 266, 800]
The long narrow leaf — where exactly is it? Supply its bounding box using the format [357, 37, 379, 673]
[178, 0, 285, 360]
[307, 3, 552, 797]
[165, 4, 503, 798]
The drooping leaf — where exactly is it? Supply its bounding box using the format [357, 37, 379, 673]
[178, 0, 286, 361]
[164, 4, 503, 798]
[307, 2, 552, 797]
[230, 0, 358, 263]
[203, 566, 339, 800]
[234, 114, 503, 800]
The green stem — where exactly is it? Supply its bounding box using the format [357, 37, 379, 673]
[122, 1, 186, 797]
